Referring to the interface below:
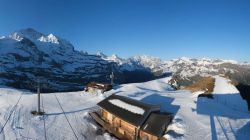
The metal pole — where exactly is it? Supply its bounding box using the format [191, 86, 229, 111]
[110, 72, 114, 85]
[37, 80, 41, 113]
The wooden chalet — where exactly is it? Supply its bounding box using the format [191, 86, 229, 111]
[89, 94, 172, 140]
[85, 82, 112, 93]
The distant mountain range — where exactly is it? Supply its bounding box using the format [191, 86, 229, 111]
[99, 53, 250, 88]
[1, 28, 249, 92]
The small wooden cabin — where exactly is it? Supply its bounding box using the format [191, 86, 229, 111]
[85, 82, 112, 93]
[90, 94, 172, 140]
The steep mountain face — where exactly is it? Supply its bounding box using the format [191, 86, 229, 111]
[0, 28, 119, 92]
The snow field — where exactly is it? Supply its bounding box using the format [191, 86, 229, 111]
[0, 76, 249, 140]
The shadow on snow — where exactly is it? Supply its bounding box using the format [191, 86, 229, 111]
[195, 93, 250, 140]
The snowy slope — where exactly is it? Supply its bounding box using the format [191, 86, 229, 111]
[213, 76, 248, 112]
[0, 88, 114, 140]
[110, 78, 250, 140]
[0, 78, 249, 140]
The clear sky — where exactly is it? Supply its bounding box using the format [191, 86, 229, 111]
[0, 0, 250, 61]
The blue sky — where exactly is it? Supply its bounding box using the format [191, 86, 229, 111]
[0, 0, 250, 61]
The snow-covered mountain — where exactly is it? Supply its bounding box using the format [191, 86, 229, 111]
[99, 53, 250, 87]
[164, 57, 239, 77]
[1, 28, 250, 92]
[100, 54, 166, 72]
[162, 57, 250, 87]
[0, 28, 166, 92]
[0, 28, 116, 91]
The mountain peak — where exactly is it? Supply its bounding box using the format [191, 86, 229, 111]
[111, 54, 119, 58]
[48, 33, 56, 38]
[132, 55, 160, 61]
[96, 52, 107, 58]
[179, 57, 191, 61]
[10, 28, 44, 41]
[38, 33, 59, 44]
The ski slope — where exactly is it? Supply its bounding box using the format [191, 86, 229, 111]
[0, 77, 249, 140]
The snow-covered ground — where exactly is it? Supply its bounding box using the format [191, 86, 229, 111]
[0, 76, 249, 140]
[213, 75, 249, 112]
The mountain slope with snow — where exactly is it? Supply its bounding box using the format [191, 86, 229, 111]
[1, 28, 170, 92]
[0, 28, 117, 91]
[1, 28, 250, 92]
[0, 77, 249, 140]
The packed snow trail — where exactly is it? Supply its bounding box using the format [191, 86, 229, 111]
[51, 92, 107, 139]
[0, 94, 22, 134]
[41, 93, 99, 140]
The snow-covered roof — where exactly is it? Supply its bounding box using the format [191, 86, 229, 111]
[108, 99, 145, 115]
[97, 94, 160, 126]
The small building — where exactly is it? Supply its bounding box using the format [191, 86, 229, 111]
[89, 94, 172, 140]
[85, 82, 112, 93]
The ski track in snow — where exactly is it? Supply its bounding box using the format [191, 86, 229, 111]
[0, 76, 249, 140]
